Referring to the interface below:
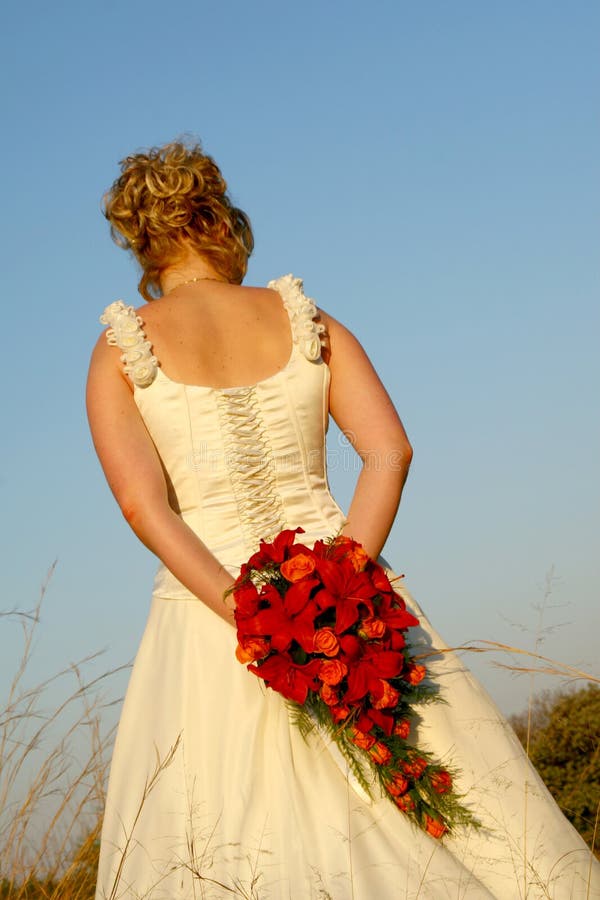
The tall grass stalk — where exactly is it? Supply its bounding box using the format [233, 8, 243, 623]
[0, 562, 127, 899]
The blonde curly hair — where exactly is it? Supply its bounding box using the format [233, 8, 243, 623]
[103, 139, 254, 300]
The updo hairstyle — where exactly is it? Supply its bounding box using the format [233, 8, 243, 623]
[103, 140, 254, 301]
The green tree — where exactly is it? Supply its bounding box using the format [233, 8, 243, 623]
[510, 685, 600, 855]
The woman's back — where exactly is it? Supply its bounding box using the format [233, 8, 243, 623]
[99, 274, 347, 599]
[130, 281, 302, 390]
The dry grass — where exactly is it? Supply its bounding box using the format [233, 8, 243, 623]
[415, 640, 599, 686]
[0, 562, 127, 899]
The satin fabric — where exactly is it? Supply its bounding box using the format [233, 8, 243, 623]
[95, 276, 599, 899]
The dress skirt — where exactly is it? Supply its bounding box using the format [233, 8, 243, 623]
[94, 569, 599, 900]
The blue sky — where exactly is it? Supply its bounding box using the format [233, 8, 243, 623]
[1, 0, 598, 745]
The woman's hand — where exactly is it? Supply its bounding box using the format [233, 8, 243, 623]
[320, 311, 413, 560]
[86, 332, 236, 627]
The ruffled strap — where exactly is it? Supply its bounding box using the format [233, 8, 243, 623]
[99, 300, 158, 388]
[267, 274, 327, 362]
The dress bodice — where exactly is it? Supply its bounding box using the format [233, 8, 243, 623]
[99, 275, 348, 598]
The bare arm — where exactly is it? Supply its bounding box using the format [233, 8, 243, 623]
[321, 311, 413, 559]
[85, 336, 236, 627]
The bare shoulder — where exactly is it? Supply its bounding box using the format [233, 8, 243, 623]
[315, 307, 372, 369]
[87, 343, 131, 410]
[316, 308, 356, 342]
[88, 326, 117, 373]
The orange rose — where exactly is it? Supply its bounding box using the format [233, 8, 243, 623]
[430, 770, 452, 794]
[393, 719, 411, 739]
[280, 553, 316, 582]
[319, 659, 348, 685]
[369, 741, 392, 766]
[319, 683, 339, 706]
[396, 794, 415, 812]
[405, 664, 426, 685]
[425, 816, 447, 839]
[313, 628, 340, 657]
[402, 756, 428, 779]
[330, 704, 351, 723]
[358, 616, 387, 640]
[346, 545, 370, 573]
[350, 727, 376, 751]
[371, 679, 400, 710]
[235, 637, 270, 664]
[387, 774, 410, 798]
[330, 536, 370, 572]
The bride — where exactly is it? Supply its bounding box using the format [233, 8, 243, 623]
[87, 139, 599, 899]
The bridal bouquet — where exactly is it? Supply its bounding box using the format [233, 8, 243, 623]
[229, 528, 475, 837]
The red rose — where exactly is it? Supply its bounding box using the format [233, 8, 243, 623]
[393, 719, 411, 739]
[396, 794, 415, 812]
[330, 704, 351, 723]
[327, 536, 371, 572]
[328, 534, 359, 555]
[371, 679, 400, 710]
[313, 628, 340, 657]
[369, 741, 392, 766]
[405, 664, 426, 685]
[319, 659, 348, 685]
[402, 756, 428, 779]
[345, 544, 371, 573]
[430, 770, 453, 794]
[350, 727, 376, 751]
[387, 774, 410, 798]
[358, 616, 387, 640]
[319, 683, 339, 706]
[281, 553, 317, 582]
[235, 637, 270, 663]
[425, 816, 447, 839]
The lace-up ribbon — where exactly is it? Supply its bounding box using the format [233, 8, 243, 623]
[99, 301, 158, 387]
[215, 386, 286, 548]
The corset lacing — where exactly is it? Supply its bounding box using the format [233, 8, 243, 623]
[215, 387, 287, 549]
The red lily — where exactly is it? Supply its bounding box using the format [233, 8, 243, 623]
[343, 645, 404, 704]
[232, 580, 261, 620]
[240, 582, 318, 654]
[249, 653, 321, 704]
[369, 565, 396, 596]
[246, 527, 306, 568]
[313, 558, 375, 633]
[377, 592, 420, 631]
[355, 707, 395, 736]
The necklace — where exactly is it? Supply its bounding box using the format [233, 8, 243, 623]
[164, 275, 227, 295]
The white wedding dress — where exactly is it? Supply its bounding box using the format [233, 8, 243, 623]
[95, 275, 599, 899]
